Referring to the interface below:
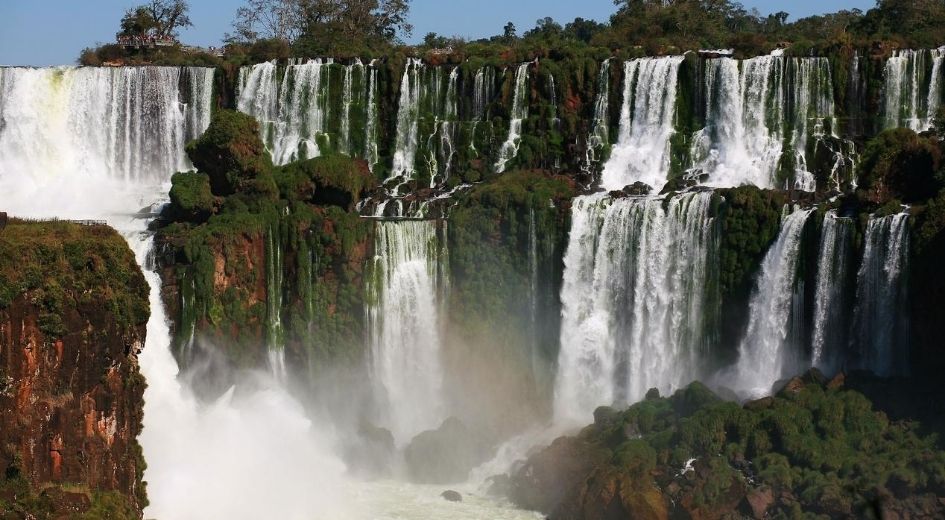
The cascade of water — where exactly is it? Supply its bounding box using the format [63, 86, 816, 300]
[365, 63, 380, 171]
[367, 220, 448, 442]
[811, 211, 853, 373]
[186, 67, 215, 142]
[389, 58, 424, 182]
[733, 208, 812, 396]
[527, 208, 542, 388]
[789, 58, 837, 192]
[426, 67, 459, 187]
[266, 227, 287, 380]
[884, 49, 945, 132]
[548, 72, 559, 121]
[339, 59, 363, 156]
[601, 56, 685, 190]
[554, 192, 716, 424]
[0, 67, 211, 205]
[469, 66, 495, 155]
[853, 212, 910, 376]
[585, 58, 612, 173]
[495, 62, 531, 173]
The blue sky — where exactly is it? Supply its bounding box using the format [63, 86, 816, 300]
[0, 0, 876, 66]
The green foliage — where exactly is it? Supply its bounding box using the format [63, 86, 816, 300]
[715, 187, 787, 297]
[275, 155, 377, 210]
[0, 220, 149, 336]
[856, 128, 944, 204]
[186, 109, 276, 197]
[168, 171, 216, 223]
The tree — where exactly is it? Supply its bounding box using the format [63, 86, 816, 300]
[564, 17, 605, 43]
[503, 21, 517, 41]
[119, 0, 192, 39]
[229, 0, 305, 42]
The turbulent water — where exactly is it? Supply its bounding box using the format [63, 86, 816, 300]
[367, 220, 448, 443]
[554, 191, 716, 423]
[601, 56, 684, 190]
[853, 212, 911, 376]
[733, 208, 812, 396]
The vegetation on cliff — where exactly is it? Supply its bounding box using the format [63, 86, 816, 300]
[511, 372, 945, 519]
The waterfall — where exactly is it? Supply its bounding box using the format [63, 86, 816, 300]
[585, 58, 612, 173]
[692, 55, 837, 190]
[266, 227, 287, 380]
[367, 220, 448, 442]
[426, 67, 459, 187]
[853, 212, 910, 376]
[389, 58, 424, 182]
[338, 60, 363, 156]
[601, 57, 684, 191]
[554, 192, 716, 424]
[733, 208, 812, 396]
[811, 211, 853, 373]
[365, 63, 380, 171]
[0, 66, 212, 207]
[884, 48, 945, 132]
[495, 62, 531, 173]
[470, 66, 495, 154]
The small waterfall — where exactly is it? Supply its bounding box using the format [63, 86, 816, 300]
[238, 59, 335, 165]
[853, 212, 910, 376]
[601, 56, 685, 191]
[585, 58, 612, 173]
[425, 67, 459, 187]
[186, 67, 215, 141]
[884, 48, 945, 132]
[469, 66, 495, 155]
[733, 207, 812, 396]
[338, 59, 363, 156]
[554, 192, 716, 424]
[789, 58, 837, 192]
[526, 208, 542, 388]
[367, 220, 448, 442]
[811, 211, 853, 373]
[389, 58, 424, 182]
[365, 63, 380, 170]
[495, 62, 531, 173]
[266, 227, 287, 380]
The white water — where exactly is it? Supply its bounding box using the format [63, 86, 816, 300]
[732, 208, 812, 396]
[585, 58, 612, 173]
[853, 212, 911, 376]
[810, 211, 853, 373]
[367, 220, 448, 443]
[390, 58, 424, 182]
[1, 67, 534, 519]
[495, 62, 531, 174]
[692, 56, 837, 191]
[365, 63, 380, 170]
[884, 48, 945, 132]
[601, 56, 684, 190]
[554, 192, 716, 424]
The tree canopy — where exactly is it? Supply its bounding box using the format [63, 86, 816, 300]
[119, 0, 192, 39]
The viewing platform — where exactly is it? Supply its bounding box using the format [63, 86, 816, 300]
[116, 35, 177, 49]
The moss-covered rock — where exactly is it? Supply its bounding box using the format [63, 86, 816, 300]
[856, 128, 944, 205]
[275, 154, 378, 211]
[167, 171, 216, 224]
[186, 109, 275, 197]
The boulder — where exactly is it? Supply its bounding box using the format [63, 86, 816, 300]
[404, 417, 493, 484]
[343, 423, 396, 479]
[441, 490, 463, 502]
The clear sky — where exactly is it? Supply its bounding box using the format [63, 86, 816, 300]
[0, 0, 876, 66]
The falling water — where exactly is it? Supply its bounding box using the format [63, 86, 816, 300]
[365, 63, 380, 170]
[267, 227, 287, 380]
[853, 212, 911, 376]
[367, 220, 448, 442]
[469, 66, 495, 154]
[554, 192, 716, 424]
[789, 58, 837, 192]
[810, 211, 853, 373]
[733, 208, 812, 396]
[339, 60, 363, 156]
[389, 58, 424, 182]
[585, 58, 612, 173]
[495, 62, 531, 173]
[601, 57, 684, 190]
[884, 48, 945, 132]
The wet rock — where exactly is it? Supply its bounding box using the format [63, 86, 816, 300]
[343, 422, 395, 479]
[441, 490, 463, 502]
[404, 417, 493, 484]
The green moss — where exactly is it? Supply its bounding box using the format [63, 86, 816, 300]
[186, 109, 275, 197]
[168, 171, 215, 223]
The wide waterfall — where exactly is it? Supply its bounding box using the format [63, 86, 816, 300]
[367, 220, 449, 443]
[0, 66, 212, 203]
[237, 58, 372, 165]
[692, 54, 837, 190]
[554, 191, 716, 424]
[884, 48, 945, 132]
[853, 212, 911, 376]
[495, 62, 531, 173]
[733, 207, 812, 396]
[811, 211, 853, 373]
[601, 56, 684, 190]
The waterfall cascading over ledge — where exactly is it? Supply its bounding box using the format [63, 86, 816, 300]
[731, 207, 812, 396]
[554, 191, 717, 424]
[495, 62, 532, 174]
[811, 211, 854, 373]
[883, 48, 945, 132]
[367, 219, 449, 443]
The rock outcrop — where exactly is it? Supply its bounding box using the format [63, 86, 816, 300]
[0, 220, 149, 519]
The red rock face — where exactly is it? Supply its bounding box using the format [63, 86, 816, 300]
[0, 294, 147, 515]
